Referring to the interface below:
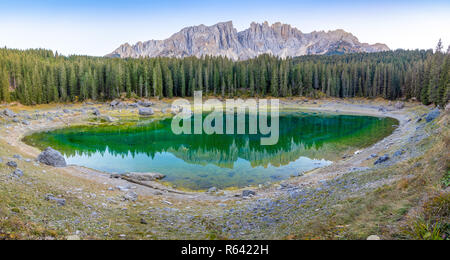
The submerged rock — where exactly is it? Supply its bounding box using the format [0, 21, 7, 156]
[426, 108, 440, 122]
[138, 107, 154, 116]
[37, 147, 67, 167]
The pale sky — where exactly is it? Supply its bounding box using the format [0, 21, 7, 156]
[0, 0, 449, 56]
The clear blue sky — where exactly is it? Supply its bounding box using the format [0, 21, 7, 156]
[0, 0, 449, 56]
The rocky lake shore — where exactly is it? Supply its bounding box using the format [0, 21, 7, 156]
[0, 98, 448, 240]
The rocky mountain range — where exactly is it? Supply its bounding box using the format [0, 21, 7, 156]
[107, 21, 389, 60]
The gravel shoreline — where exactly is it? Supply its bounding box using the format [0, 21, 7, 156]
[0, 98, 419, 201]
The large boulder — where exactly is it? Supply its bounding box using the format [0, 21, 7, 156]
[138, 107, 154, 116]
[37, 147, 67, 167]
[445, 103, 450, 112]
[425, 108, 441, 122]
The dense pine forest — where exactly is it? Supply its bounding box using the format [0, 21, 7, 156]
[0, 43, 448, 106]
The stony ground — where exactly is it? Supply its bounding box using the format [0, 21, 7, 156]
[0, 98, 448, 240]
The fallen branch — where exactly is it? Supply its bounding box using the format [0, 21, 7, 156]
[118, 175, 189, 195]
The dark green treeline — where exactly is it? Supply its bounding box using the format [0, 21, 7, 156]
[0, 44, 448, 106]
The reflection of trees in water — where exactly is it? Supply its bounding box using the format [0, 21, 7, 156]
[24, 114, 397, 168]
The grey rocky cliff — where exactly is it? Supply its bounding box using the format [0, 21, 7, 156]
[107, 21, 389, 60]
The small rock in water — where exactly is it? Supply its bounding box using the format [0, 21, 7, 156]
[6, 161, 18, 168]
[374, 154, 390, 165]
[242, 190, 256, 197]
[37, 147, 67, 167]
[13, 154, 22, 159]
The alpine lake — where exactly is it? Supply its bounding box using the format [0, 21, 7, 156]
[23, 110, 398, 191]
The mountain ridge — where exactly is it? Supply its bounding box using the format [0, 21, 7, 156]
[107, 21, 390, 60]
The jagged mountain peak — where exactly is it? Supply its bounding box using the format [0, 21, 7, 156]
[107, 21, 389, 60]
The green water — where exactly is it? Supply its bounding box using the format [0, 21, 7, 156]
[23, 111, 398, 190]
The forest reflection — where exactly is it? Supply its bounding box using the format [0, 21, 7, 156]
[25, 112, 397, 169]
